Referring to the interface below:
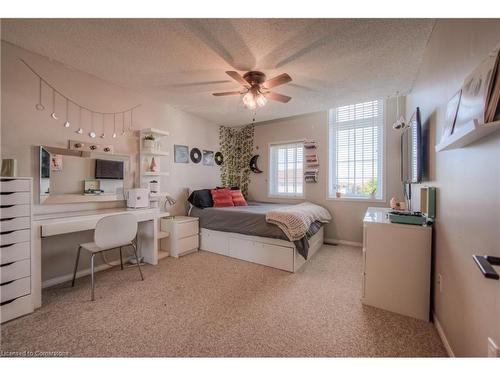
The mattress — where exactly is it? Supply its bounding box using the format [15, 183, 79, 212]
[189, 201, 322, 259]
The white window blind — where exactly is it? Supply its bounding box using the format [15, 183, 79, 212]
[328, 99, 384, 199]
[269, 142, 304, 197]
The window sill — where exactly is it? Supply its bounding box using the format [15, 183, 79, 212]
[326, 196, 386, 203]
[267, 195, 305, 200]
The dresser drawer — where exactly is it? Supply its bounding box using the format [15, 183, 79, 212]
[1, 216, 30, 232]
[176, 220, 199, 239]
[0, 204, 30, 219]
[0, 258, 30, 284]
[0, 294, 33, 324]
[1, 242, 30, 265]
[0, 192, 31, 206]
[1, 276, 30, 303]
[0, 179, 30, 193]
[0, 229, 30, 246]
[177, 234, 199, 255]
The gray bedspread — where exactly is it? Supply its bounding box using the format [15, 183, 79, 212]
[189, 201, 322, 259]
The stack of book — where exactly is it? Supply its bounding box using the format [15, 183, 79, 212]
[304, 139, 319, 183]
[304, 169, 318, 183]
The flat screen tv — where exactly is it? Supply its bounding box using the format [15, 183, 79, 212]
[401, 107, 423, 184]
[95, 159, 124, 180]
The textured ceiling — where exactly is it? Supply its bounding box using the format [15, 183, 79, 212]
[1, 19, 435, 126]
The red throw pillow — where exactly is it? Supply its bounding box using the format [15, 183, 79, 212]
[230, 189, 248, 206]
[211, 188, 234, 207]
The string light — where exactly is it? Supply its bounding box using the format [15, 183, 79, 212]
[64, 98, 70, 128]
[19, 58, 140, 139]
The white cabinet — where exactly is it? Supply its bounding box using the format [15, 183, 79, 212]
[362, 207, 432, 321]
[161, 216, 199, 257]
[1, 177, 34, 323]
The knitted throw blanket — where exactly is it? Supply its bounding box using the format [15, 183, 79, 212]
[266, 202, 332, 242]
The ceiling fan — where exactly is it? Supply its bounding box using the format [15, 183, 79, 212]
[212, 71, 292, 110]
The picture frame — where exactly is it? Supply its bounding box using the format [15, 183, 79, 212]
[202, 150, 214, 166]
[174, 145, 189, 163]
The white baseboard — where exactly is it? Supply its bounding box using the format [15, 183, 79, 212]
[42, 258, 126, 289]
[433, 312, 455, 357]
[324, 237, 362, 247]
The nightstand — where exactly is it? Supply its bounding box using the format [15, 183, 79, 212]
[160, 216, 199, 257]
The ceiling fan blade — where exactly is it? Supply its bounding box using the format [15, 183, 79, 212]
[212, 91, 242, 96]
[262, 73, 292, 89]
[264, 92, 292, 103]
[225, 71, 250, 87]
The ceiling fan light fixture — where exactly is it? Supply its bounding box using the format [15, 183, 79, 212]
[242, 91, 257, 110]
[255, 92, 267, 108]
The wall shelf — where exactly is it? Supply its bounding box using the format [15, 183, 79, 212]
[142, 172, 170, 177]
[142, 150, 170, 157]
[435, 119, 500, 152]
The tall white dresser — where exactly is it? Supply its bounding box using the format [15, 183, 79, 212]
[362, 207, 432, 321]
[1, 177, 34, 323]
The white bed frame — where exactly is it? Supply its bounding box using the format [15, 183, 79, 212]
[199, 227, 324, 272]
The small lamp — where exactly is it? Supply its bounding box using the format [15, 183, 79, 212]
[163, 194, 177, 215]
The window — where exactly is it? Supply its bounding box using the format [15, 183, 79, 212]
[328, 99, 384, 200]
[269, 142, 304, 197]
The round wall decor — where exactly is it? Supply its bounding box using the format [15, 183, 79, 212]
[214, 151, 223, 166]
[190, 147, 202, 163]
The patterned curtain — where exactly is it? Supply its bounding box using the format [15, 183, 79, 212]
[219, 125, 254, 197]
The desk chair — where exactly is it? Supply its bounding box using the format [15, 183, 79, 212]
[71, 213, 144, 300]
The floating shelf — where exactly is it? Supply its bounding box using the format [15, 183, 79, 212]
[436, 119, 500, 152]
[142, 150, 170, 156]
[141, 128, 170, 138]
[142, 172, 170, 177]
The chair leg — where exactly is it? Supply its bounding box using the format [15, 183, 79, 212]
[131, 242, 144, 281]
[119, 247, 124, 270]
[71, 246, 82, 287]
[90, 253, 96, 301]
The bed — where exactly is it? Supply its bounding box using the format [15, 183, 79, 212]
[189, 202, 326, 272]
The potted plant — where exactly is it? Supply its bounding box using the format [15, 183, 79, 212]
[143, 134, 156, 151]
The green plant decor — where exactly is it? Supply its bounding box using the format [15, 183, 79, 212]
[219, 125, 254, 197]
[143, 134, 155, 141]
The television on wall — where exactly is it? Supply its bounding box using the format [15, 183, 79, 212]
[401, 107, 423, 184]
[95, 159, 124, 180]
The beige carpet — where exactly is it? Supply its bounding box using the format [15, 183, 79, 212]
[1, 245, 446, 357]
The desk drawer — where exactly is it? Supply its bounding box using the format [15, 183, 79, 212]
[0, 294, 33, 324]
[1, 216, 30, 232]
[1, 242, 30, 265]
[0, 204, 30, 219]
[0, 229, 30, 246]
[1, 276, 30, 303]
[0, 258, 30, 284]
[0, 179, 30, 193]
[0, 192, 31, 206]
[177, 221, 199, 239]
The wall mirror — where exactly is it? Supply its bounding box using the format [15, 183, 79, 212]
[39, 146, 131, 204]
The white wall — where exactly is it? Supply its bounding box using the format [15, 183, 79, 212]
[248, 97, 404, 244]
[406, 19, 500, 357]
[1, 41, 221, 282]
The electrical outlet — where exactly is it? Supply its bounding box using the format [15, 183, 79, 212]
[437, 273, 443, 293]
[488, 337, 499, 357]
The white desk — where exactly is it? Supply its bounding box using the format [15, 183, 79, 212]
[31, 207, 170, 308]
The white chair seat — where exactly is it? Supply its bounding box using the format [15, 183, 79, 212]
[80, 242, 107, 253]
[71, 213, 143, 301]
